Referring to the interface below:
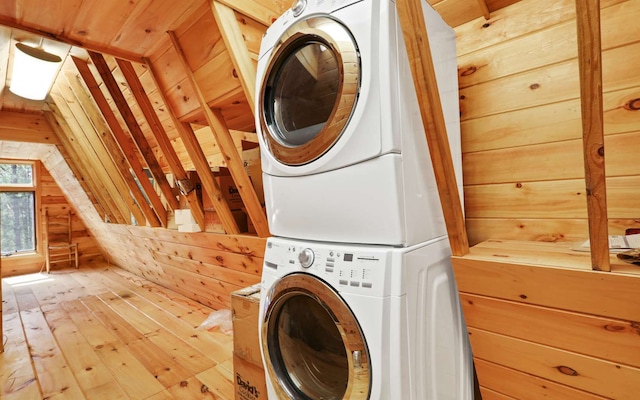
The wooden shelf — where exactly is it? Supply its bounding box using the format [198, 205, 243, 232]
[459, 239, 640, 276]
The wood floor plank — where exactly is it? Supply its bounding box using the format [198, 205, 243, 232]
[216, 358, 235, 377]
[0, 313, 42, 399]
[145, 390, 177, 399]
[61, 299, 166, 400]
[196, 366, 235, 400]
[96, 291, 216, 376]
[166, 376, 218, 399]
[41, 304, 129, 400]
[2, 265, 240, 400]
[91, 265, 216, 327]
[82, 296, 193, 388]
[91, 338, 166, 400]
[113, 289, 233, 364]
[20, 307, 87, 399]
[1, 280, 18, 315]
[14, 286, 41, 311]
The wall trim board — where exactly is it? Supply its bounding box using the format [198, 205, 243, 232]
[452, 256, 640, 322]
[461, 293, 640, 368]
[468, 327, 640, 399]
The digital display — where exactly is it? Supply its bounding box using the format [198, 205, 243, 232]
[344, 253, 353, 262]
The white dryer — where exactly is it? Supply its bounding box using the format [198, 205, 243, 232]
[255, 0, 462, 246]
[259, 236, 473, 400]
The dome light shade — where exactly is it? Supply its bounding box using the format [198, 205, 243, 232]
[9, 43, 62, 101]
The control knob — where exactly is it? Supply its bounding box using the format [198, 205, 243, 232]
[298, 248, 315, 268]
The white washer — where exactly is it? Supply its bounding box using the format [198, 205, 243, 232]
[259, 236, 473, 400]
[256, 0, 462, 247]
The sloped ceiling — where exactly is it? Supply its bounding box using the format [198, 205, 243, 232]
[0, 0, 521, 236]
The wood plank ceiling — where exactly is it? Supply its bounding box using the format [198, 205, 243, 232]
[0, 0, 521, 235]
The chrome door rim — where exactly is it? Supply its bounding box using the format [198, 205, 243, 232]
[259, 16, 360, 165]
[261, 273, 371, 399]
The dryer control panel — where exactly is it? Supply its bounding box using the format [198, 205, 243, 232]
[263, 237, 393, 297]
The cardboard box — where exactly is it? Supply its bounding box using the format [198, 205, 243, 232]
[234, 354, 268, 400]
[218, 174, 244, 211]
[232, 284, 267, 400]
[231, 284, 263, 366]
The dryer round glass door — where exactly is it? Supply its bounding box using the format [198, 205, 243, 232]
[259, 16, 360, 165]
[262, 273, 370, 399]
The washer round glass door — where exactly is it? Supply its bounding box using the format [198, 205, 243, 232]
[259, 16, 360, 165]
[262, 273, 370, 399]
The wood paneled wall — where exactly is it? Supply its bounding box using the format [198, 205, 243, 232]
[455, 0, 640, 398]
[97, 225, 265, 310]
[452, 249, 640, 399]
[40, 145, 265, 310]
[457, 0, 640, 245]
[1, 159, 102, 277]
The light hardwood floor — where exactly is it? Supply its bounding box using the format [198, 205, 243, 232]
[1, 261, 236, 399]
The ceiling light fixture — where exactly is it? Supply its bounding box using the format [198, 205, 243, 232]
[9, 42, 62, 101]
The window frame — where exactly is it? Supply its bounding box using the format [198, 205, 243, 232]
[0, 160, 41, 257]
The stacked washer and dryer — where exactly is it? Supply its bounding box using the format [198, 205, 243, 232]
[254, 0, 473, 399]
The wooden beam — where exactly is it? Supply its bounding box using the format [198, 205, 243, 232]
[0, 111, 60, 144]
[215, 0, 285, 27]
[64, 70, 161, 228]
[43, 111, 107, 220]
[181, 122, 241, 235]
[145, 60, 240, 234]
[396, 0, 469, 256]
[88, 51, 180, 212]
[116, 58, 206, 231]
[50, 85, 136, 225]
[168, 31, 270, 238]
[72, 56, 168, 227]
[212, 1, 257, 115]
[0, 15, 144, 63]
[575, 0, 609, 272]
[46, 105, 123, 224]
[56, 74, 147, 226]
[145, 58, 240, 235]
[476, 0, 491, 20]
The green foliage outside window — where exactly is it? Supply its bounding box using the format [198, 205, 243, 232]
[0, 163, 36, 255]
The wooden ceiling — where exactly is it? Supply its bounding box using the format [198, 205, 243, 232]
[0, 0, 521, 114]
[0, 0, 521, 234]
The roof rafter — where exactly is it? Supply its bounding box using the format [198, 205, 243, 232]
[72, 56, 169, 227]
[212, 1, 257, 115]
[168, 30, 269, 237]
[88, 51, 180, 213]
[54, 75, 146, 225]
[117, 58, 206, 231]
[43, 111, 107, 220]
[215, 0, 287, 27]
[47, 100, 126, 224]
[64, 68, 161, 227]
[144, 58, 241, 234]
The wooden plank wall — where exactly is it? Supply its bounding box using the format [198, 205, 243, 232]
[97, 225, 265, 310]
[1, 157, 102, 277]
[456, 0, 640, 245]
[455, 0, 640, 397]
[452, 255, 640, 399]
[39, 145, 266, 310]
[40, 164, 103, 265]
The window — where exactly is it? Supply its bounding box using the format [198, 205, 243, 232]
[0, 162, 36, 255]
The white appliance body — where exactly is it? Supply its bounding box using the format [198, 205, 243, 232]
[259, 236, 473, 400]
[256, 0, 462, 246]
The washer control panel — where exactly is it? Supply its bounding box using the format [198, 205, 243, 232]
[264, 237, 390, 296]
